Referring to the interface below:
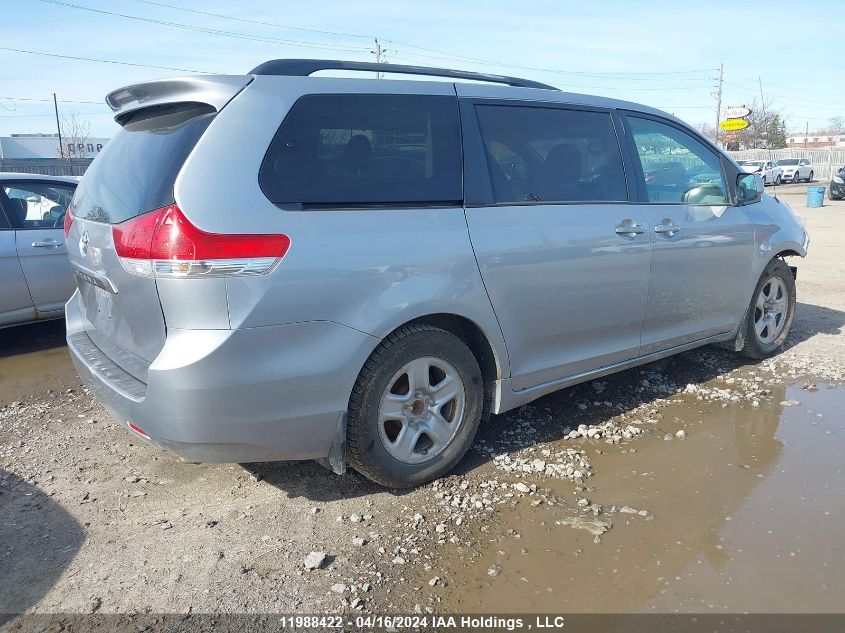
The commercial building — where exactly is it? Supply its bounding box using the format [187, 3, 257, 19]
[0, 133, 109, 176]
[786, 132, 845, 149]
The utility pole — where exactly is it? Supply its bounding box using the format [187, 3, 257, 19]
[371, 38, 388, 79]
[758, 76, 767, 150]
[714, 63, 724, 148]
[53, 93, 65, 160]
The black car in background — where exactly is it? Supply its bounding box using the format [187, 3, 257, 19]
[831, 167, 845, 200]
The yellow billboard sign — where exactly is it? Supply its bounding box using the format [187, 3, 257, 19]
[720, 118, 749, 131]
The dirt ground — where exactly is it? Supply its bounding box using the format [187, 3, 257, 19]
[1, 182, 843, 617]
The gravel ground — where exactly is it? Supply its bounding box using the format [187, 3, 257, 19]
[1, 184, 843, 615]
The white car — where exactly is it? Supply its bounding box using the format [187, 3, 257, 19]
[776, 158, 814, 183]
[739, 160, 782, 185]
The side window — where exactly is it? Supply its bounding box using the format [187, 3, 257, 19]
[2, 182, 75, 229]
[628, 117, 728, 204]
[259, 94, 462, 207]
[474, 104, 627, 203]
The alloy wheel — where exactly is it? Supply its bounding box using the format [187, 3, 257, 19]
[753, 276, 788, 344]
[377, 356, 466, 464]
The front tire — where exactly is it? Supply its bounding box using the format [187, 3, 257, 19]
[739, 258, 796, 359]
[347, 324, 483, 488]
[792, 172, 800, 183]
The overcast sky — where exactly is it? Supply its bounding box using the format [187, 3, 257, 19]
[1, 0, 841, 138]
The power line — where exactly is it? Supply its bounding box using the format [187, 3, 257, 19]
[0, 95, 104, 105]
[0, 45, 213, 73]
[90, 0, 715, 82]
[36, 0, 371, 52]
[0, 112, 109, 118]
[723, 79, 843, 109]
[725, 71, 845, 98]
[386, 53, 711, 92]
[387, 47, 715, 80]
[124, 0, 373, 40]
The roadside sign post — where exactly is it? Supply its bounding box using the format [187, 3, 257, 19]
[719, 106, 752, 149]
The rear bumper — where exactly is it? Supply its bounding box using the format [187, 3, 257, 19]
[65, 290, 378, 463]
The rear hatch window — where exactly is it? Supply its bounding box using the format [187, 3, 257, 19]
[72, 102, 215, 223]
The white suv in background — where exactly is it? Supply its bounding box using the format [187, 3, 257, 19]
[739, 160, 782, 185]
[777, 158, 814, 183]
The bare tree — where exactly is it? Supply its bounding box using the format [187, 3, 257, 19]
[56, 109, 92, 160]
[700, 99, 787, 150]
[825, 117, 845, 134]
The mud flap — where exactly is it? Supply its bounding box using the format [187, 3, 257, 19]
[316, 411, 346, 476]
[714, 307, 748, 352]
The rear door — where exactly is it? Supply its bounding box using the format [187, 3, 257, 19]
[623, 114, 754, 353]
[461, 100, 652, 390]
[0, 199, 34, 325]
[67, 103, 216, 366]
[2, 180, 76, 313]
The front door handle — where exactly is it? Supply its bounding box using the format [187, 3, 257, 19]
[654, 222, 681, 237]
[31, 239, 62, 248]
[615, 220, 646, 238]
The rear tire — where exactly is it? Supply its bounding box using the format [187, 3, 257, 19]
[347, 324, 483, 488]
[807, 170, 814, 183]
[775, 174, 782, 185]
[739, 258, 796, 359]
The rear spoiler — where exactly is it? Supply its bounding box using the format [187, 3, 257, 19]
[105, 75, 252, 122]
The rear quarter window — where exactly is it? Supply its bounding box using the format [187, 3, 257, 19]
[259, 94, 463, 208]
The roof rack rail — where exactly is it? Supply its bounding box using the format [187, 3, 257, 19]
[249, 59, 558, 91]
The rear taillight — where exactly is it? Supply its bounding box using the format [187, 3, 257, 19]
[113, 205, 290, 278]
[63, 204, 74, 237]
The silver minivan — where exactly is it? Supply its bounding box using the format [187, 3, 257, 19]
[65, 60, 808, 487]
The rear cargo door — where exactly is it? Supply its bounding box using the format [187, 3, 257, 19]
[67, 102, 217, 366]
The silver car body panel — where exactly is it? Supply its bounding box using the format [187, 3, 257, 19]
[466, 202, 652, 390]
[638, 202, 755, 355]
[68, 218, 168, 364]
[0, 230, 34, 326]
[66, 73, 808, 465]
[0, 173, 77, 326]
[15, 227, 75, 313]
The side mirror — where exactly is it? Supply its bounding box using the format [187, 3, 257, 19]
[26, 195, 40, 203]
[736, 173, 763, 204]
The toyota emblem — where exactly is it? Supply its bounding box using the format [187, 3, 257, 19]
[79, 231, 90, 257]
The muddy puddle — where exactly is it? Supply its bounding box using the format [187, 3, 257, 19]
[0, 321, 76, 402]
[440, 381, 844, 613]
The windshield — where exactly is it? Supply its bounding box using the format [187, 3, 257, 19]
[777, 159, 799, 166]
